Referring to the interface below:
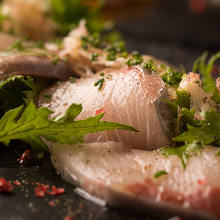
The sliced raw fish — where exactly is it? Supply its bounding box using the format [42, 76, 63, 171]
[0, 54, 75, 81]
[38, 65, 176, 150]
[50, 141, 220, 220]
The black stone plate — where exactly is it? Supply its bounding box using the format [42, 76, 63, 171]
[0, 0, 219, 219]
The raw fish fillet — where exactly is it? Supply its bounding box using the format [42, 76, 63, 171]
[50, 141, 220, 220]
[38, 65, 175, 150]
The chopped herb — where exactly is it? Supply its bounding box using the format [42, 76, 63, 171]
[160, 64, 167, 69]
[100, 72, 104, 76]
[126, 57, 143, 66]
[69, 77, 75, 83]
[94, 78, 105, 90]
[162, 69, 185, 86]
[6, 37, 28, 52]
[81, 40, 89, 50]
[106, 74, 112, 79]
[154, 170, 168, 179]
[143, 60, 157, 72]
[106, 51, 116, 61]
[126, 51, 143, 66]
[35, 42, 45, 49]
[52, 56, 60, 65]
[120, 51, 128, 58]
[43, 94, 52, 100]
[159, 143, 203, 169]
[91, 53, 99, 61]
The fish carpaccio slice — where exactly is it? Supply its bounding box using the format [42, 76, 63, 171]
[50, 141, 220, 220]
[38, 66, 175, 150]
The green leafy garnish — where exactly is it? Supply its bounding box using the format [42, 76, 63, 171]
[160, 143, 203, 168]
[126, 51, 143, 66]
[193, 52, 220, 103]
[162, 68, 185, 86]
[0, 101, 137, 152]
[174, 110, 220, 147]
[91, 53, 99, 61]
[94, 78, 105, 90]
[0, 76, 34, 115]
[143, 60, 157, 72]
[50, 0, 105, 35]
[153, 170, 168, 179]
[160, 52, 220, 168]
[160, 109, 220, 168]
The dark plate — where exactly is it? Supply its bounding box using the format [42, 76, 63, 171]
[0, 0, 220, 219]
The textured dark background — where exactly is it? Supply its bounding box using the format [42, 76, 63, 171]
[0, 0, 220, 220]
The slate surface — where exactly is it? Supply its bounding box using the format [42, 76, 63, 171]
[0, 0, 219, 220]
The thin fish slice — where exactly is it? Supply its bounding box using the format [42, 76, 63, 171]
[50, 141, 220, 220]
[38, 65, 175, 150]
[0, 54, 75, 81]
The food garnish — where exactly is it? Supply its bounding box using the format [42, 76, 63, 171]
[153, 170, 168, 179]
[0, 177, 14, 193]
[160, 52, 220, 168]
[0, 101, 137, 153]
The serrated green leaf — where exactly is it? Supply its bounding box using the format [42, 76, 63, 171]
[161, 68, 185, 86]
[174, 110, 220, 147]
[0, 76, 34, 115]
[60, 103, 82, 122]
[192, 52, 220, 104]
[0, 101, 137, 152]
[160, 143, 203, 168]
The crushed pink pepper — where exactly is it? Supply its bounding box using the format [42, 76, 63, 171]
[17, 149, 32, 164]
[35, 183, 65, 197]
[64, 216, 73, 220]
[197, 179, 207, 185]
[0, 177, 14, 193]
[13, 180, 21, 186]
[189, 0, 207, 13]
[95, 107, 105, 115]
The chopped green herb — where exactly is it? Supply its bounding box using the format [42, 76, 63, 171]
[94, 78, 105, 90]
[106, 74, 112, 79]
[91, 53, 99, 61]
[100, 72, 104, 76]
[159, 143, 203, 169]
[154, 170, 168, 179]
[162, 69, 185, 86]
[35, 42, 45, 49]
[126, 51, 143, 66]
[43, 94, 52, 100]
[69, 77, 76, 83]
[52, 55, 60, 65]
[120, 51, 128, 58]
[6, 37, 28, 52]
[160, 64, 167, 69]
[143, 60, 157, 72]
[106, 51, 116, 61]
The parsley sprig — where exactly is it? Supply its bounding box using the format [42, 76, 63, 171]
[193, 52, 220, 104]
[160, 52, 220, 168]
[0, 101, 137, 152]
